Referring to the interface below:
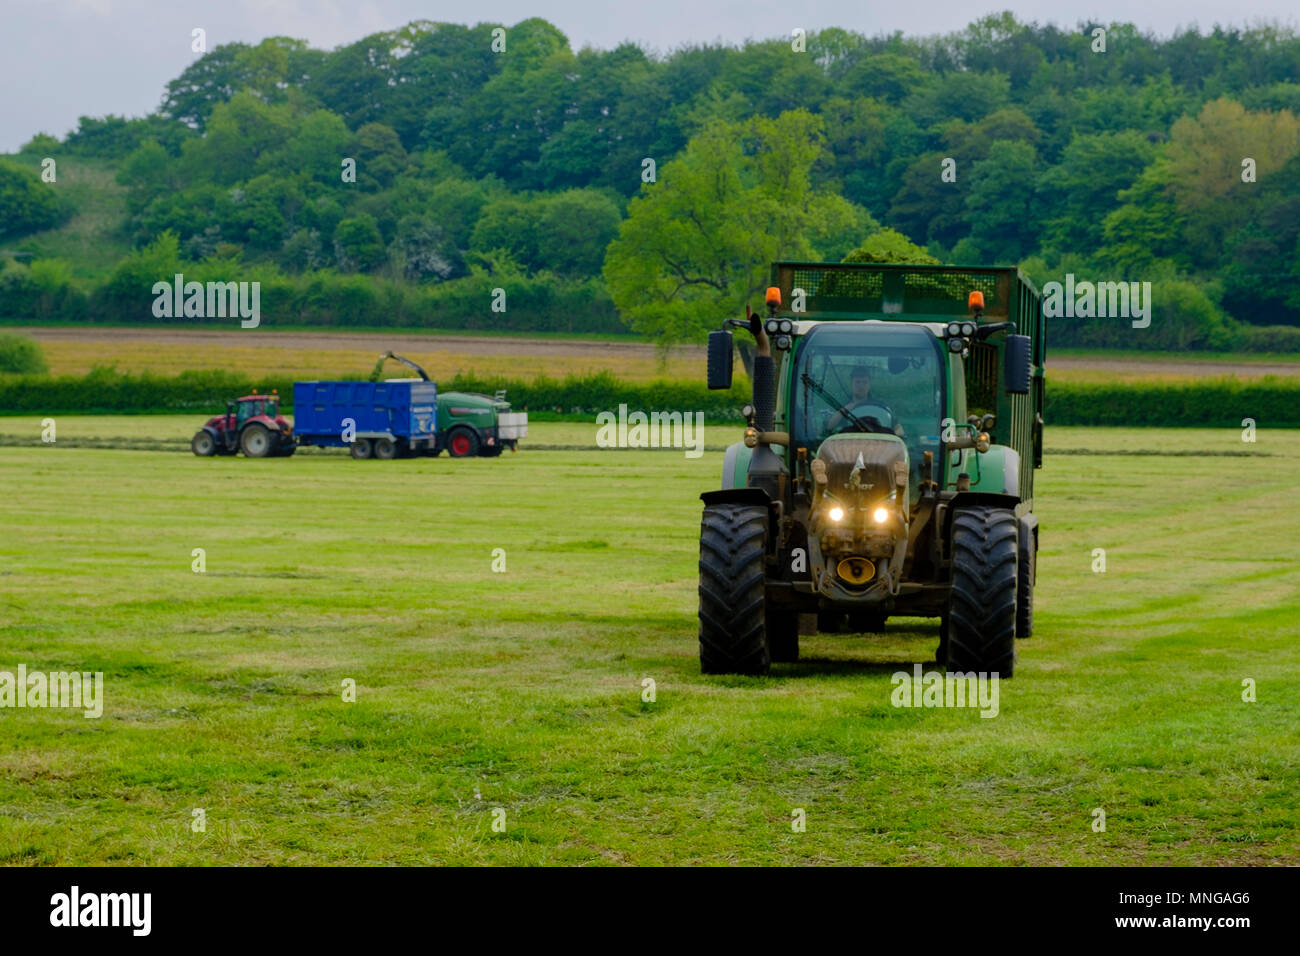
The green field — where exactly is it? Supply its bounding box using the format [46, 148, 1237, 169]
[1, 423, 1297, 864]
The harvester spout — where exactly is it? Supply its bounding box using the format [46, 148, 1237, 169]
[378, 351, 430, 381]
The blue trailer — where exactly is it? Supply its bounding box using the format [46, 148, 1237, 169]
[292, 380, 438, 460]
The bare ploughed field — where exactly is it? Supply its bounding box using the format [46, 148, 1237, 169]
[17, 326, 1300, 382]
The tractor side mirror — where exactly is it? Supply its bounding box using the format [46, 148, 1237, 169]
[707, 330, 734, 390]
[1004, 334, 1032, 395]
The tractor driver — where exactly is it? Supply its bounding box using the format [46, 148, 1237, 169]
[828, 365, 903, 437]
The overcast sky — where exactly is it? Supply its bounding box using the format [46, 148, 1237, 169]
[2, 0, 1297, 152]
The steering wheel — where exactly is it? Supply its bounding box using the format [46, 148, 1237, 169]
[830, 401, 897, 436]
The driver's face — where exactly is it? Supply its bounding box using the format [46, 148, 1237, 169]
[851, 377, 871, 400]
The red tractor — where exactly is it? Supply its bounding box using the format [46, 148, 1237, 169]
[191, 392, 296, 458]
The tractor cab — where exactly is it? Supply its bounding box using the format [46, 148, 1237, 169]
[234, 395, 276, 425]
[788, 322, 948, 509]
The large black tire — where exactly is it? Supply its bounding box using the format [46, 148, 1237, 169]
[373, 437, 397, 460]
[766, 605, 799, 663]
[480, 443, 504, 457]
[698, 503, 771, 675]
[1017, 535, 1035, 639]
[447, 429, 479, 459]
[350, 438, 373, 460]
[191, 430, 216, 457]
[278, 442, 296, 457]
[240, 423, 274, 458]
[946, 507, 1018, 677]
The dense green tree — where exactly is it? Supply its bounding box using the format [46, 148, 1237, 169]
[1036, 131, 1159, 256]
[0, 162, 71, 240]
[603, 110, 857, 346]
[333, 215, 386, 272]
[956, 141, 1040, 263]
[350, 123, 409, 191]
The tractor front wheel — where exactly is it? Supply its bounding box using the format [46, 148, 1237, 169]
[240, 424, 274, 458]
[946, 506, 1018, 677]
[698, 503, 771, 675]
[191, 431, 216, 457]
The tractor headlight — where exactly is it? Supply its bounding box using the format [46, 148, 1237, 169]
[872, 507, 889, 524]
[946, 322, 962, 337]
[778, 319, 793, 333]
[775, 333, 792, 350]
[828, 506, 844, 522]
[948, 336, 965, 353]
[765, 319, 779, 335]
[961, 322, 976, 336]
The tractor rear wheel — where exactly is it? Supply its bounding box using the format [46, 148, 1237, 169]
[240, 424, 274, 458]
[191, 431, 216, 457]
[766, 605, 799, 663]
[373, 437, 397, 460]
[1017, 537, 1035, 638]
[946, 506, 1018, 677]
[350, 438, 373, 460]
[447, 429, 479, 458]
[698, 503, 771, 675]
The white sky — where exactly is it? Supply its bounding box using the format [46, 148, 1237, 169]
[2, 0, 1296, 152]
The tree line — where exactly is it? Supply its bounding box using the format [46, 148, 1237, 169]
[3, 14, 1300, 350]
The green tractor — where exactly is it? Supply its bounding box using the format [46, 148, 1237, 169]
[699, 262, 1045, 677]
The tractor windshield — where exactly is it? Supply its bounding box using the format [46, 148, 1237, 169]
[236, 400, 264, 425]
[791, 323, 945, 470]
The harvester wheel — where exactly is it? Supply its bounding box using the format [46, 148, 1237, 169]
[447, 429, 479, 458]
[698, 503, 771, 675]
[766, 605, 799, 663]
[350, 438, 373, 460]
[373, 437, 397, 460]
[191, 431, 216, 457]
[1017, 538, 1035, 639]
[946, 507, 1018, 677]
[240, 424, 274, 458]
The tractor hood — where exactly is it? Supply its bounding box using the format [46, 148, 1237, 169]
[439, 391, 511, 411]
[816, 433, 908, 504]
